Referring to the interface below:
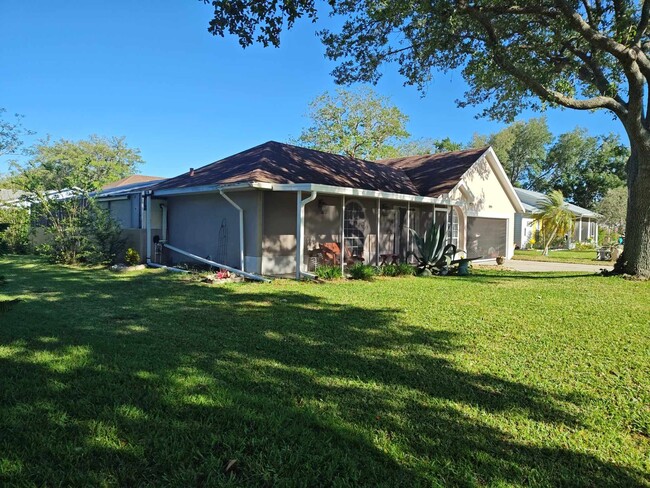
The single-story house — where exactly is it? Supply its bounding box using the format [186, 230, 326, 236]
[99, 141, 524, 278]
[0, 189, 26, 208]
[513, 187, 600, 249]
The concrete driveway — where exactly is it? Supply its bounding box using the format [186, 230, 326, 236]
[477, 258, 613, 273]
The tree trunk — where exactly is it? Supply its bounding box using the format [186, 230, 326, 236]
[543, 229, 557, 256]
[623, 145, 650, 278]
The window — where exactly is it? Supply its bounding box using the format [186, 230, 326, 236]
[344, 200, 366, 257]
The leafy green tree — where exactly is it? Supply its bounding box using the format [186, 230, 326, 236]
[204, 0, 650, 276]
[10, 136, 140, 264]
[597, 186, 628, 233]
[537, 130, 628, 208]
[0, 108, 34, 160]
[12, 135, 142, 192]
[469, 118, 553, 186]
[1, 108, 34, 184]
[533, 190, 575, 256]
[293, 87, 409, 160]
[396, 137, 464, 156]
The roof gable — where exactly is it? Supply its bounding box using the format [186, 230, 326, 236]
[376, 147, 489, 197]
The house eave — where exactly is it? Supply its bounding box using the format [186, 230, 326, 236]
[152, 181, 460, 205]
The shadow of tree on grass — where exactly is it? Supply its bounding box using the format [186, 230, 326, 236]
[0, 258, 647, 486]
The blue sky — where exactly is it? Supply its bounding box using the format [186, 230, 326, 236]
[1, 0, 625, 177]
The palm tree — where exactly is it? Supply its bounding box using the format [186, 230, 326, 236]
[533, 190, 575, 256]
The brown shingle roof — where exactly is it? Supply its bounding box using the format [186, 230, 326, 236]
[103, 175, 165, 190]
[376, 147, 489, 197]
[152, 141, 420, 195]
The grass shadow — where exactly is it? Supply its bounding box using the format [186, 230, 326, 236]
[0, 257, 647, 486]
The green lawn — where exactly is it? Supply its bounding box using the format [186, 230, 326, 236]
[514, 249, 614, 265]
[0, 256, 648, 487]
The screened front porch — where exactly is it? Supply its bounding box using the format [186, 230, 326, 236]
[299, 193, 461, 276]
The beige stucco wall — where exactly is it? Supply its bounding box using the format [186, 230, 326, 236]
[449, 156, 518, 258]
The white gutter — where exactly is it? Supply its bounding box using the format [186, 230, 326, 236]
[270, 183, 457, 206]
[296, 191, 318, 279]
[152, 181, 459, 206]
[163, 243, 269, 282]
[219, 190, 245, 272]
[97, 196, 129, 202]
[154, 182, 269, 197]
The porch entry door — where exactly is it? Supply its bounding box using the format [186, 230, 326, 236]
[396, 207, 418, 263]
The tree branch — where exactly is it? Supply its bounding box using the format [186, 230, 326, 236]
[636, 0, 650, 45]
[563, 43, 626, 106]
[459, 2, 628, 117]
[554, 0, 634, 63]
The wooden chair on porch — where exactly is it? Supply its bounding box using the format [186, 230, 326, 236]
[319, 242, 365, 266]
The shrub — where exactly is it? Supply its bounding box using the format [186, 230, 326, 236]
[0, 207, 32, 255]
[125, 248, 141, 266]
[395, 263, 415, 276]
[574, 241, 597, 251]
[348, 263, 376, 281]
[315, 264, 343, 280]
[378, 264, 399, 276]
[81, 204, 126, 265]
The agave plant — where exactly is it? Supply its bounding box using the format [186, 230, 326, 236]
[409, 222, 457, 275]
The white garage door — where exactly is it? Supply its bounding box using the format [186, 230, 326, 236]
[467, 217, 507, 259]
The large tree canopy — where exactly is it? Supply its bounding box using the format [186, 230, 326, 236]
[204, 0, 650, 277]
[293, 87, 409, 160]
[11, 135, 143, 192]
[540, 129, 628, 207]
[469, 117, 553, 186]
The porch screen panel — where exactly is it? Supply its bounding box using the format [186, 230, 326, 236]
[344, 201, 366, 258]
[467, 217, 507, 259]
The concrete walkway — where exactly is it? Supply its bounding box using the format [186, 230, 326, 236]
[477, 258, 613, 273]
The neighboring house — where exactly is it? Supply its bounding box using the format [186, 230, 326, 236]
[100, 141, 524, 277]
[514, 188, 600, 249]
[102, 175, 165, 190]
[0, 189, 26, 208]
[95, 176, 166, 259]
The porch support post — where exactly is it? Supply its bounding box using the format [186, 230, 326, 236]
[578, 216, 583, 242]
[145, 193, 152, 263]
[587, 217, 591, 240]
[376, 198, 381, 266]
[595, 221, 599, 245]
[433, 205, 436, 224]
[340, 195, 346, 275]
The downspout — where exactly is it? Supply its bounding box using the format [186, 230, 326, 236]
[163, 243, 270, 282]
[296, 190, 318, 279]
[376, 198, 381, 266]
[340, 195, 346, 276]
[160, 203, 167, 242]
[219, 190, 245, 272]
